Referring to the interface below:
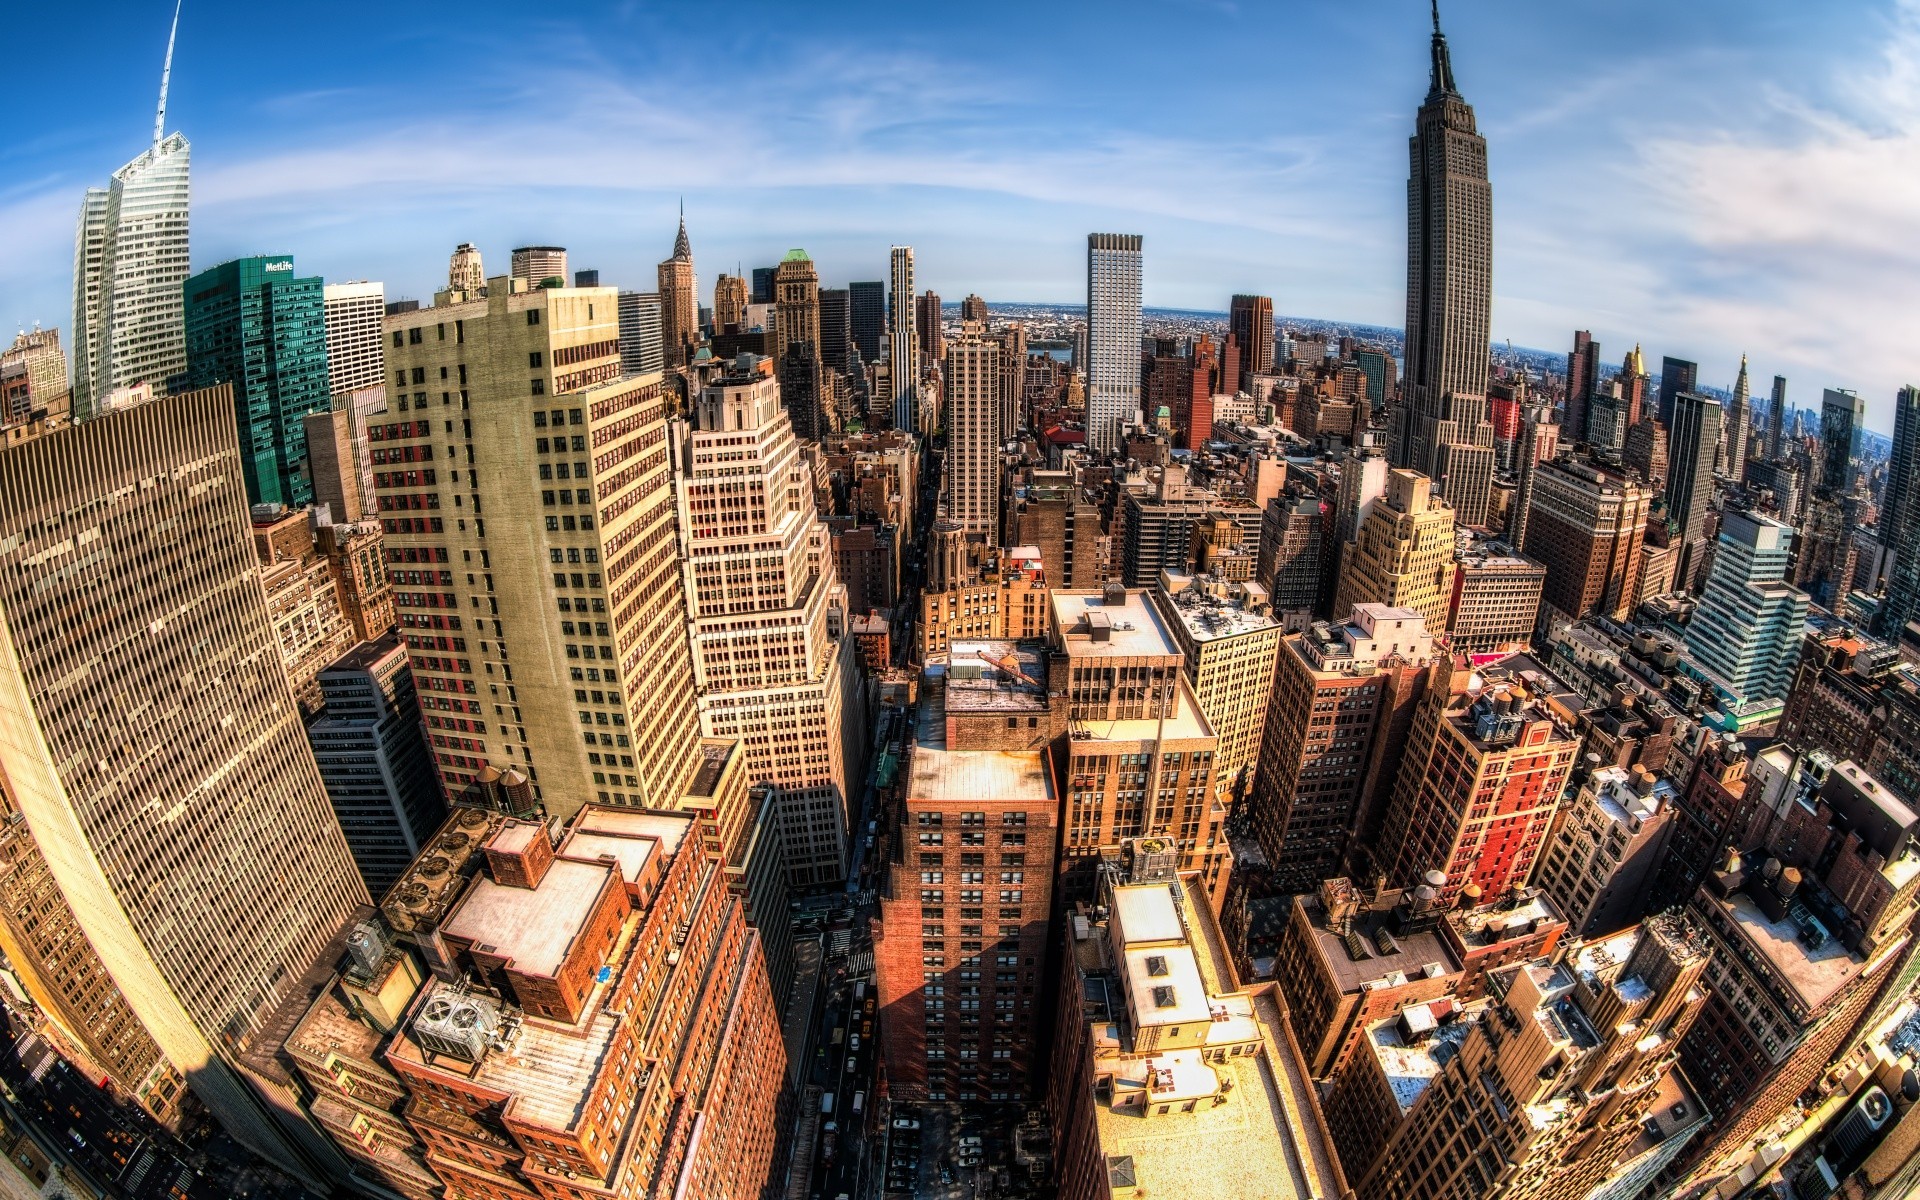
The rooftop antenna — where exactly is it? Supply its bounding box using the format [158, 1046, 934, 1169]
[154, 0, 183, 147]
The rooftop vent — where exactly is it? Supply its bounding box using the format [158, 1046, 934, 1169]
[1145, 955, 1169, 977]
[1151, 985, 1177, 1008]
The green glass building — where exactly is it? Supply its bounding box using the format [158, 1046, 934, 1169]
[183, 255, 332, 507]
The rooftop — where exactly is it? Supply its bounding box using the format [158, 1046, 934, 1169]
[936, 640, 1049, 713]
[1369, 1001, 1479, 1112]
[911, 689, 1055, 803]
[1303, 899, 1457, 994]
[1156, 575, 1278, 643]
[1448, 890, 1565, 949]
[1051, 589, 1183, 660]
[441, 858, 616, 979]
[1713, 888, 1862, 1012]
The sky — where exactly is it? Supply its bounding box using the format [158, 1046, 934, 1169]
[5, 0, 1920, 430]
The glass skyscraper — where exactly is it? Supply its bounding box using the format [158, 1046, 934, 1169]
[1085, 232, 1142, 453]
[1682, 508, 1809, 709]
[183, 256, 333, 508]
[849, 279, 886, 367]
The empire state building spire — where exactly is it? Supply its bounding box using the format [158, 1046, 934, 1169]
[1392, 0, 1496, 527]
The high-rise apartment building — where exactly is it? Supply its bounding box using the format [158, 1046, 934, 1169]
[1228, 293, 1274, 381]
[322, 280, 385, 398]
[849, 279, 885, 366]
[1683, 508, 1809, 708]
[509, 245, 568, 288]
[1657, 354, 1699, 427]
[712, 272, 749, 332]
[1257, 487, 1329, 627]
[183, 255, 333, 507]
[1875, 386, 1920, 641]
[1333, 469, 1457, 636]
[959, 293, 988, 323]
[1086, 233, 1144, 453]
[1564, 330, 1599, 443]
[0, 386, 368, 1181]
[377, 278, 701, 817]
[890, 247, 918, 431]
[307, 635, 445, 894]
[1251, 605, 1437, 890]
[1522, 457, 1652, 623]
[617, 289, 664, 377]
[1325, 913, 1711, 1200]
[1531, 764, 1676, 937]
[658, 210, 697, 366]
[1666, 389, 1723, 588]
[672, 359, 864, 887]
[1376, 653, 1580, 903]
[72, 11, 191, 420]
[1393, 11, 1496, 527]
[916, 289, 945, 363]
[448, 242, 484, 293]
[874, 644, 1058, 1103]
[944, 321, 1002, 538]
[1823, 386, 1865, 494]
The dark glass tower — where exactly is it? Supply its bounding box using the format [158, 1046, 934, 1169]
[1875, 386, 1920, 639]
[849, 280, 886, 368]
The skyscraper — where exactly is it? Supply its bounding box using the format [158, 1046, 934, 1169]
[1767, 374, 1788, 460]
[772, 249, 826, 440]
[1874, 386, 1920, 640]
[712, 272, 749, 332]
[617, 289, 664, 377]
[889, 246, 918, 431]
[322, 280, 385, 396]
[1229, 293, 1275, 380]
[960, 293, 988, 322]
[1657, 355, 1699, 427]
[1394, 8, 1496, 526]
[1723, 354, 1750, 481]
[71, 4, 191, 419]
[658, 206, 697, 366]
[1522, 458, 1651, 623]
[916, 288, 945, 363]
[1085, 233, 1143, 453]
[818, 285, 851, 373]
[183, 255, 334, 507]
[378, 279, 701, 816]
[509, 245, 568, 288]
[1821, 387, 1864, 494]
[1682, 508, 1809, 707]
[1564, 330, 1599, 443]
[944, 321, 1002, 537]
[849, 279, 885, 366]
[1666, 389, 1724, 589]
[0, 385, 368, 1180]
[448, 242, 484, 293]
[1332, 469, 1457, 636]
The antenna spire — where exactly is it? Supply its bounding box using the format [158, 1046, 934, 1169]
[1432, 0, 1440, 34]
[155, 0, 182, 147]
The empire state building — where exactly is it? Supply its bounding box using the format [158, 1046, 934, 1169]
[1391, 3, 1496, 528]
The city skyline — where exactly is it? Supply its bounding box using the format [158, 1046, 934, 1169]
[6, 1, 1920, 428]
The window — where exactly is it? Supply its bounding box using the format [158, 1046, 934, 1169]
[408, 327, 423, 344]
[527, 309, 541, 325]
[529, 351, 544, 368]
[532, 378, 546, 396]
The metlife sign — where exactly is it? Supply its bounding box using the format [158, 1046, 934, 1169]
[264, 260, 294, 273]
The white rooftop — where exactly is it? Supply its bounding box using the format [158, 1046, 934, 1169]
[442, 858, 615, 979]
[1052, 589, 1182, 659]
[1112, 883, 1186, 946]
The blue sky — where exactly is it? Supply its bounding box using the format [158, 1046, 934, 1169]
[6, 0, 1920, 429]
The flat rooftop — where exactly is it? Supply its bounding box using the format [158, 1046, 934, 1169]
[1112, 883, 1186, 946]
[939, 640, 1049, 713]
[1449, 891, 1564, 949]
[1052, 589, 1182, 659]
[1306, 905, 1456, 995]
[1070, 675, 1214, 743]
[1368, 1001, 1478, 1112]
[911, 692, 1055, 803]
[1158, 579, 1278, 642]
[571, 806, 690, 859]
[1715, 889, 1862, 1012]
[442, 858, 615, 978]
[684, 741, 733, 798]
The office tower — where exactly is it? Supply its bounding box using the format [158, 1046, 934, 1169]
[712, 272, 748, 332]
[674, 738, 795, 1006]
[1153, 576, 1282, 812]
[1621, 415, 1669, 488]
[1447, 546, 1545, 653]
[1118, 465, 1263, 587]
[1682, 508, 1809, 707]
[1326, 914, 1711, 1200]
[290, 804, 790, 1200]
[1532, 764, 1676, 937]
[1258, 487, 1330, 626]
[818, 285, 851, 374]
[889, 247, 918, 431]
[1376, 652, 1581, 903]
[253, 506, 358, 710]
[1768, 374, 1788, 460]
[1048, 848, 1341, 1200]
[849, 279, 885, 366]
[1522, 458, 1652, 623]
[1667, 389, 1724, 589]
[995, 322, 1027, 441]
[1353, 345, 1393, 410]
[616, 289, 664, 377]
[1394, 8, 1496, 527]
[747, 264, 773, 305]
[944, 321, 1002, 537]
[1, 329, 70, 436]
[1086, 233, 1144, 453]
[509, 245, 568, 288]
[307, 635, 445, 894]
[1228, 293, 1275, 381]
[1724, 353, 1751, 480]
[1179, 333, 1218, 451]
[71, 8, 190, 420]
[915, 289, 945, 364]
[672, 359, 864, 887]
[918, 547, 1048, 659]
[183, 255, 332, 507]
[874, 645, 1058, 1103]
[1252, 605, 1436, 890]
[657, 208, 697, 366]
[1823, 387, 1865, 493]
[1051, 589, 1229, 904]
[1565, 330, 1599, 442]
[448, 242, 484, 293]
[571, 269, 598, 288]
[378, 279, 701, 817]
[314, 510, 393, 642]
[1333, 469, 1457, 636]
[1874, 387, 1920, 640]
[1657, 354, 1699, 427]
[1334, 438, 1391, 553]
[0, 386, 368, 1180]
[959, 293, 988, 323]
[1507, 402, 1557, 547]
[321, 280, 385, 396]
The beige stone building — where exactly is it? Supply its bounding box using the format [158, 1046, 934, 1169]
[1333, 469, 1457, 635]
[917, 546, 1049, 660]
[377, 277, 700, 817]
[672, 358, 864, 887]
[944, 320, 1002, 538]
[1152, 572, 1281, 809]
